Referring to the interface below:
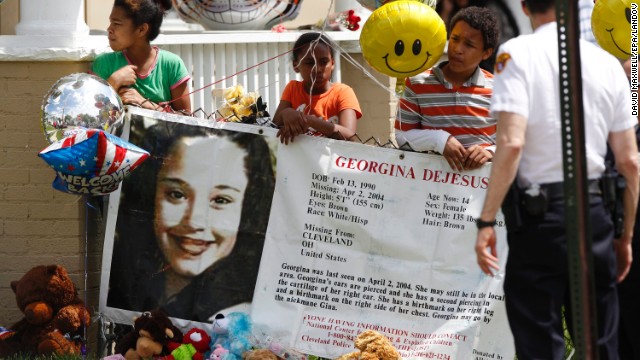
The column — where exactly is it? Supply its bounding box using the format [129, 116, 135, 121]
[15, 0, 89, 36]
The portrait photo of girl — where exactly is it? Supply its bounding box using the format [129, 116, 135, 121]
[103, 113, 276, 322]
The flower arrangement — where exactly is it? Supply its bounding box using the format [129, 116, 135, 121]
[216, 85, 269, 124]
[341, 9, 362, 31]
[317, 9, 362, 31]
[271, 23, 287, 33]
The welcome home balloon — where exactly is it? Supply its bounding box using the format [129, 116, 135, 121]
[39, 128, 150, 196]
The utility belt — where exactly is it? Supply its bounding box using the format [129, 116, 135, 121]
[501, 178, 614, 233]
[539, 180, 602, 200]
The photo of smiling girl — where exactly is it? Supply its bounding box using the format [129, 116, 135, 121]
[106, 117, 276, 322]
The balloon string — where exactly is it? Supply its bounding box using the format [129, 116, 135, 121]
[160, 0, 413, 126]
[159, 0, 332, 112]
[159, 48, 294, 109]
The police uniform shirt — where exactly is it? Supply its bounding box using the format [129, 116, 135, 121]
[490, 22, 635, 187]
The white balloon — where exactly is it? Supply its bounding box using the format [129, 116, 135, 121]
[172, 0, 303, 30]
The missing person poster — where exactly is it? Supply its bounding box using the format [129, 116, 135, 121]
[100, 108, 513, 359]
[99, 108, 279, 328]
[251, 134, 513, 359]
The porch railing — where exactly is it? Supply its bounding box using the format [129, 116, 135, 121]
[153, 31, 361, 118]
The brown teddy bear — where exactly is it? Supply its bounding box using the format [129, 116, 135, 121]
[336, 330, 401, 360]
[115, 308, 183, 360]
[242, 348, 280, 360]
[0, 264, 91, 357]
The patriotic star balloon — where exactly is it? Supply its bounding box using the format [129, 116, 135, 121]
[38, 128, 150, 195]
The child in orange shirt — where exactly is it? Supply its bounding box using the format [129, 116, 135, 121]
[273, 32, 362, 144]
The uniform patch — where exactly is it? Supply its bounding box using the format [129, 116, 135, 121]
[495, 53, 511, 74]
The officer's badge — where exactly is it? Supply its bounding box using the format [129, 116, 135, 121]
[495, 53, 511, 74]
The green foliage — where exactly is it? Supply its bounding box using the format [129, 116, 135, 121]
[563, 307, 575, 358]
[513, 307, 575, 360]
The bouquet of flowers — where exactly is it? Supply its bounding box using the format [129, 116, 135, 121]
[316, 9, 362, 31]
[216, 84, 269, 124]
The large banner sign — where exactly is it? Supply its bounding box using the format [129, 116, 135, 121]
[100, 108, 514, 359]
[252, 130, 514, 360]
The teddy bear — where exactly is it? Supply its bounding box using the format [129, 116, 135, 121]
[210, 344, 229, 360]
[165, 327, 211, 360]
[115, 308, 183, 360]
[241, 348, 279, 360]
[336, 330, 401, 360]
[208, 312, 253, 360]
[0, 264, 91, 357]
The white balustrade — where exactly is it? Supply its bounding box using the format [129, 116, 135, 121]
[153, 31, 360, 118]
[0, 30, 360, 119]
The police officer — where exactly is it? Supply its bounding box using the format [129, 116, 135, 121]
[473, 0, 639, 358]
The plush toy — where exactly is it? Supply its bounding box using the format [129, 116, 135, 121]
[336, 330, 401, 360]
[166, 327, 212, 360]
[225, 312, 253, 358]
[249, 330, 309, 360]
[210, 344, 229, 360]
[208, 312, 254, 360]
[115, 308, 183, 360]
[0, 264, 91, 357]
[241, 348, 279, 360]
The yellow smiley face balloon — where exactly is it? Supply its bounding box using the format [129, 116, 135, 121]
[591, 0, 632, 59]
[360, 0, 447, 82]
[356, 0, 437, 12]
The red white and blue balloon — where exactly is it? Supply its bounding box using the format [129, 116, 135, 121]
[171, 0, 303, 30]
[39, 128, 149, 196]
